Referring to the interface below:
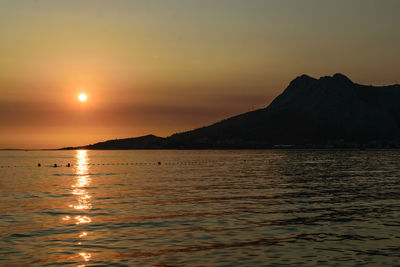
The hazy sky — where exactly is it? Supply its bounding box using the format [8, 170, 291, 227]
[0, 0, 399, 148]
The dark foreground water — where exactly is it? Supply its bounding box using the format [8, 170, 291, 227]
[1, 150, 400, 266]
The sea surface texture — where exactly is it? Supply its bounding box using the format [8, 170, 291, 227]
[1, 150, 400, 266]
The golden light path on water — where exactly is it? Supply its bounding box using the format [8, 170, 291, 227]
[73, 150, 92, 211]
[65, 150, 93, 265]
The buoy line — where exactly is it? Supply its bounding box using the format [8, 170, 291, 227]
[0, 161, 219, 168]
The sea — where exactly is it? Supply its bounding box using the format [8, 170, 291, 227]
[1, 149, 400, 266]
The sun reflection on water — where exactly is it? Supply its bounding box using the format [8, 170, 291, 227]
[73, 150, 92, 210]
[73, 150, 92, 264]
[79, 232, 88, 238]
[74, 215, 92, 224]
[79, 252, 92, 262]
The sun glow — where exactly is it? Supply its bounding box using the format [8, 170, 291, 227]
[78, 93, 87, 102]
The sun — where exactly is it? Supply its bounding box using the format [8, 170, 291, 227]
[78, 93, 87, 102]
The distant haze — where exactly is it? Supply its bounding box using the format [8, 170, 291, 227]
[0, 0, 399, 148]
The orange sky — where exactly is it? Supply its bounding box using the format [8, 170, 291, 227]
[0, 0, 399, 148]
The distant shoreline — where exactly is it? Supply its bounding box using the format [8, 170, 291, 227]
[2, 147, 400, 151]
[0, 149, 58, 151]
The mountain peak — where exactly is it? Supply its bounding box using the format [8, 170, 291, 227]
[287, 74, 317, 89]
[332, 73, 353, 83]
[291, 73, 353, 84]
[293, 74, 316, 82]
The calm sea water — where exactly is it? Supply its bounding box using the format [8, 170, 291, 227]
[1, 149, 400, 266]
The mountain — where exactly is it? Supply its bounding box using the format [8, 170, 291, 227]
[63, 73, 400, 149]
[62, 134, 165, 150]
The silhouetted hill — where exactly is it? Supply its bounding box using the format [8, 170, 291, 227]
[167, 73, 400, 148]
[62, 134, 165, 150]
[63, 74, 400, 149]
